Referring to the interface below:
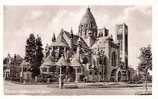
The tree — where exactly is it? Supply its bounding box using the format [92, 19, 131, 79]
[3, 57, 9, 65]
[138, 45, 152, 72]
[25, 34, 36, 65]
[25, 34, 44, 78]
[33, 35, 43, 77]
[138, 45, 152, 93]
[25, 34, 36, 77]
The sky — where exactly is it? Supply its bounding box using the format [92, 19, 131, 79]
[3, 6, 152, 69]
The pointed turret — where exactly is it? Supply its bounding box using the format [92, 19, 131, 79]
[70, 27, 74, 49]
[70, 27, 73, 37]
[45, 43, 50, 57]
[52, 33, 56, 42]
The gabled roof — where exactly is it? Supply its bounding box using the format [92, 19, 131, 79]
[51, 29, 89, 50]
[56, 55, 70, 66]
[91, 36, 111, 49]
[51, 29, 69, 47]
[63, 31, 89, 49]
[42, 55, 55, 66]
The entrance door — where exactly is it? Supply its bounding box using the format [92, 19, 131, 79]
[67, 66, 75, 82]
[110, 69, 117, 82]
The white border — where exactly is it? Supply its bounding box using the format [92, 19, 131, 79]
[2, 0, 153, 6]
[1, 0, 157, 99]
[0, 2, 4, 96]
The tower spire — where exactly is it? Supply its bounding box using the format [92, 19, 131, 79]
[87, 6, 90, 11]
[70, 27, 74, 49]
[52, 33, 56, 42]
[70, 27, 73, 37]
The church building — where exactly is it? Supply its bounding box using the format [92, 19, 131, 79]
[40, 7, 129, 82]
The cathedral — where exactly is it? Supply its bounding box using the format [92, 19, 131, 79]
[40, 7, 129, 82]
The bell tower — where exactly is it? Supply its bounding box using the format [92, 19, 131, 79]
[116, 23, 128, 69]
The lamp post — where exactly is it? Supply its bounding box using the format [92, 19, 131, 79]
[75, 67, 78, 83]
[59, 64, 61, 88]
[144, 66, 149, 94]
[20, 64, 23, 83]
[59, 64, 63, 89]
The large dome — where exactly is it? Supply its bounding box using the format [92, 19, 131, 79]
[80, 7, 97, 26]
[78, 7, 98, 47]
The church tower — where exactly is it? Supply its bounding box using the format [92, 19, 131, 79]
[78, 7, 97, 47]
[116, 23, 128, 69]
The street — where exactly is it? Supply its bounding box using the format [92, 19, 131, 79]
[4, 81, 152, 95]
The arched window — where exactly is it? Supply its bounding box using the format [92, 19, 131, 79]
[103, 57, 107, 66]
[110, 69, 117, 82]
[99, 58, 102, 65]
[112, 52, 116, 67]
[82, 57, 88, 64]
[103, 57, 107, 76]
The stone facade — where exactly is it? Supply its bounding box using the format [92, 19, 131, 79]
[40, 7, 129, 82]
